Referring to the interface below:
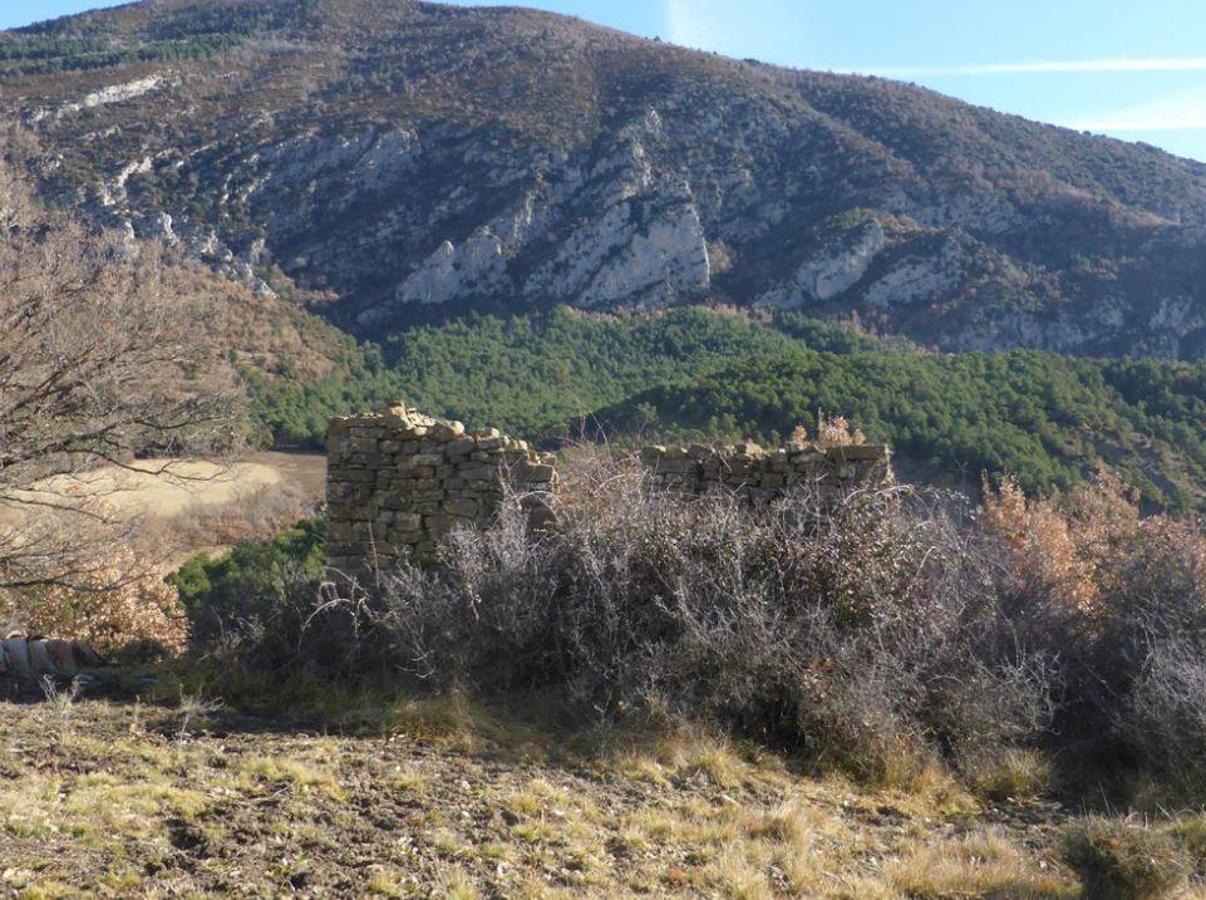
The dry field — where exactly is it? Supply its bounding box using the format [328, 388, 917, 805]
[0, 694, 1097, 899]
[0, 453, 326, 567]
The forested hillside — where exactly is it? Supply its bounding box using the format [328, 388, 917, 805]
[249, 307, 1206, 510]
[2, 0, 1202, 507]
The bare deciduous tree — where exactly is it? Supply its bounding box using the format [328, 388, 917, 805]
[0, 136, 243, 603]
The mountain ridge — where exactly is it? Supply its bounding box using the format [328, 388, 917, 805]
[2, 0, 1204, 357]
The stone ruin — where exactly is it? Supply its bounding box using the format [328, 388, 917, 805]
[325, 404, 893, 578]
[325, 404, 556, 579]
[642, 440, 893, 503]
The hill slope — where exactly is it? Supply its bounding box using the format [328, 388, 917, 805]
[3, 0, 1205, 356]
[239, 305, 1206, 511]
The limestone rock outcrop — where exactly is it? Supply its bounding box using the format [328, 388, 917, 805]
[24, 0, 1205, 357]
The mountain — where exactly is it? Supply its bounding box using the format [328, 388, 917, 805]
[3, 0, 1205, 358]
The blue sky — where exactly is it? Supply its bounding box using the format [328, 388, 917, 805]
[6, 0, 1205, 161]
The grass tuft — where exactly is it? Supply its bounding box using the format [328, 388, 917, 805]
[1061, 817, 1190, 899]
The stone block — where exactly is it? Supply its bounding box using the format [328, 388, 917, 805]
[641, 445, 667, 463]
[444, 498, 480, 517]
[395, 513, 422, 531]
[655, 459, 695, 475]
[431, 421, 466, 440]
[830, 444, 889, 462]
[460, 466, 496, 481]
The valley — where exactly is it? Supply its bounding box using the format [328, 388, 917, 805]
[2, 1, 1205, 897]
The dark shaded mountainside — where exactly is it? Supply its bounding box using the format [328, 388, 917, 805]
[3, 0, 1206, 357]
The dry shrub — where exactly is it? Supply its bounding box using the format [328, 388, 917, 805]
[1117, 633, 1206, 792]
[984, 471, 1206, 789]
[815, 414, 866, 449]
[1061, 817, 1190, 899]
[217, 450, 1201, 800]
[982, 471, 1143, 614]
[365, 449, 1052, 780]
[0, 486, 188, 655]
[19, 542, 188, 656]
[982, 475, 1100, 612]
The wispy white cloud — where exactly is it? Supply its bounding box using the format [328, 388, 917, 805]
[1067, 86, 1206, 133]
[862, 58, 1206, 78]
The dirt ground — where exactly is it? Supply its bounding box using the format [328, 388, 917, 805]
[0, 694, 1090, 899]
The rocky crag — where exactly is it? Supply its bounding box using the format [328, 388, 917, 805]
[3, 0, 1205, 356]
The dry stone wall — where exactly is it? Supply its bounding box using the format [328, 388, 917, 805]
[326, 406, 893, 577]
[325, 404, 555, 578]
[641, 440, 893, 503]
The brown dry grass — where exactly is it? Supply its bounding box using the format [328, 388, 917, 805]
[0, 695, 1090, 898]
[0, 452, 325, 570]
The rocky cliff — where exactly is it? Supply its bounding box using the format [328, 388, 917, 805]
[4, 0, 1205, 356]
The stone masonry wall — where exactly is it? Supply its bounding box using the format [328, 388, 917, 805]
[641, 440, 893, 503]
[326, 406, 893, 578]
[325, 404, 555, 579]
